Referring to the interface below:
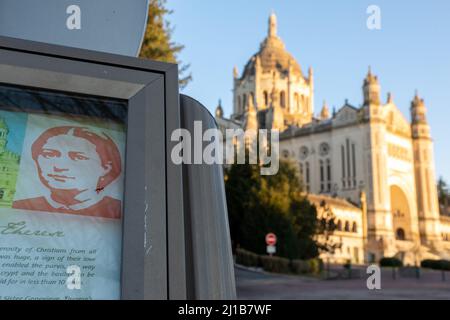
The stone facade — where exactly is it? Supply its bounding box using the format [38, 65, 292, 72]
[216, 13, 450, 264]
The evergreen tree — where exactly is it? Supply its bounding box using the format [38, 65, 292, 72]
[225, 160, 328, 260]
[140, 0, 192, 89]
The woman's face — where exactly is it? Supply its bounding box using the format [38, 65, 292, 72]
[36, 134, 111, 191]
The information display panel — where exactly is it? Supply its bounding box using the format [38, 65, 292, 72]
[0, 84, 127, 300]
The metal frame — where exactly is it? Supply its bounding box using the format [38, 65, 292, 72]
[0, 36, 186, 300]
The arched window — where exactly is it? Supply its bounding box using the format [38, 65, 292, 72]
[319, 160, 324, 192]
[280, 91, 286, 108]
[326, 159, 332, 192]
[344, 221, 350, 232]
[305, 162, 310, 192]
[342, 139, 357, 189]
[337, 220, 342, 231]
[299, 163, 304, 184]
[238, 96, 242, 113]
[352, 222, 357, 233]
[264, 91, 269, 106]
[396, 228, 406, 241]
[351, 142, 356, 187]
[242, 94, 247, 111]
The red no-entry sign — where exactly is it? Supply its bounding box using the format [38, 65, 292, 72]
[265, 233, 277, 246]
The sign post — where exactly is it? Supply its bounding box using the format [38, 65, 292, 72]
[265, 233, 277, 257]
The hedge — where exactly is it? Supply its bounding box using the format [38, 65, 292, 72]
[421, 259, 450, 271]
[291, 259, 323, 275]
[235, 248, 322, 275]
[235, 248, 260, 268]
[379, 257, 403, 267]
[260, 255, 291, 274]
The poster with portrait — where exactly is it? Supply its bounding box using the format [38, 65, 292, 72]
[0, 109, 125, 300]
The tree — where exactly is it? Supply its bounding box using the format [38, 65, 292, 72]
[225, 160, 326, 260]
[140, 0, 192, 89]
[316, 201, 341, 255]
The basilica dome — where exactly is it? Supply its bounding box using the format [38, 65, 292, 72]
[241, 14, 303, 79]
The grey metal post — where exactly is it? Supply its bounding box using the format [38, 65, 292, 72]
[180, 95, 237, 300]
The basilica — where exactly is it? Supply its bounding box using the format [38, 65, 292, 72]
[215, 13, 450, 264]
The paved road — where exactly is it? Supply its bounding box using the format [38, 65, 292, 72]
[235, 266, 450, 300]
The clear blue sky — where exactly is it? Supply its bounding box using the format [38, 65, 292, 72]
[168, 0, 450, 182]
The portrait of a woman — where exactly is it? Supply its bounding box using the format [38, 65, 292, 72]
[13, 126, 123, 219]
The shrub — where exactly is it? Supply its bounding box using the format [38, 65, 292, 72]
[441, 260, 450, 271]
[235, 248, 323, 275]
[421, 259, 436, 269]
[421, 259, 450, 271]
[291, 260, 309, 274]
[291, 258, 323, 275]
[235, 248, 260, 267]
[260, 255, 291, 274]
[379, 257, 403, 267]
[343, 259, 352, 270]
[308, 258, 323, 274]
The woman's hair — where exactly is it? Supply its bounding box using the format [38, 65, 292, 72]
[31, 126, 122, 192]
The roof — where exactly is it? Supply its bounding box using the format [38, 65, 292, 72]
[242, 37, 303, 79]
[215, 116, 242, 130]
[307, 193, 361, 212]
[240, 14, 303, 79]
[280, 119, 333, 140]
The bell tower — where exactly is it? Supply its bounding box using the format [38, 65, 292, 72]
[411, 92, 442, 250]
[363, 69, 396, 260]
[363, 67, 381, 106]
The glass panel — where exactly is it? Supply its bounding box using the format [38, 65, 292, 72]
[0, 84, 127, 300]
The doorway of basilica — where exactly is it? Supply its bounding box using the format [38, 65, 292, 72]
[390, 185, 412, 242]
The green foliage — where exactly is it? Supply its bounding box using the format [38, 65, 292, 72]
[379, 257, 403, 267]
[291, 259, 323, 275]
[260, 255, 291, 274]
[225, 160, 323, 260]
[139, 0, 192, 88]
[421, 259, 450, 271]
[316, 202, 341, 254]
[235, 248, 323, 275]
[235, 248, 260, 268]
